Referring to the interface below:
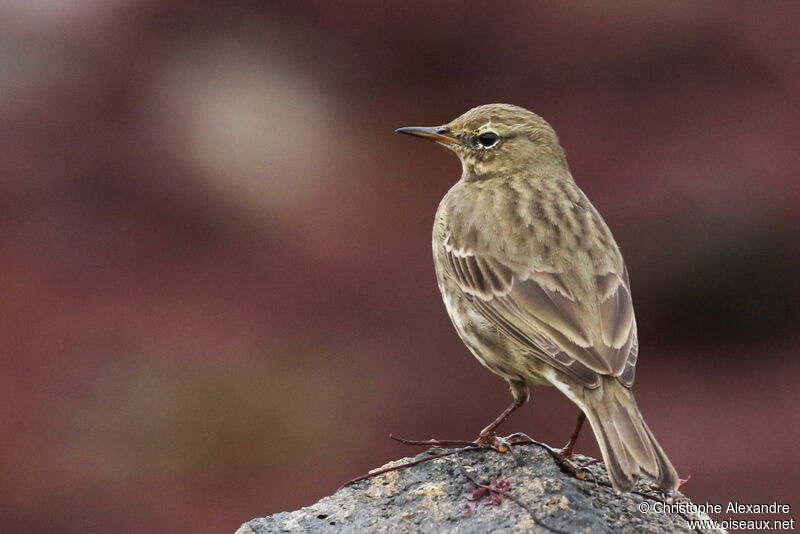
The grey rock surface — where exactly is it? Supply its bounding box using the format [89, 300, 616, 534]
[237, 444, 724, 533]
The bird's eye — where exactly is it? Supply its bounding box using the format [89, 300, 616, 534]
[477, 131, 499, 148]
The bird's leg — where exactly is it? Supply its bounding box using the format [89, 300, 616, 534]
[500, 411, 589, 479]
[476, 398, 524, 443]
[559, 411, 586, 458]
[532, 411, 587, 474]
[476, 380, 528, 453]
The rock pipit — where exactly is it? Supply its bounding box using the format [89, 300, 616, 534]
[396, 104, 679, 492]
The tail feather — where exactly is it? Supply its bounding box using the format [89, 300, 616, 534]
[580, 378, 679, 493]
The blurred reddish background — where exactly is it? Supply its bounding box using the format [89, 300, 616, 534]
[2, 2, 799, 532]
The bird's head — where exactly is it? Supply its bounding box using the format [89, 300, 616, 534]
[396, 103, 567, 180]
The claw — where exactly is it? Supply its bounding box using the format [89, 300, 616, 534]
[476, 432, 514, 453]
[504, 434, 588, 478]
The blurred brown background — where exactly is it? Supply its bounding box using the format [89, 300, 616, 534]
[2, 1, 799, 532]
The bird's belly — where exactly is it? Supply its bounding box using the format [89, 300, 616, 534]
[437, 275, 552, 387]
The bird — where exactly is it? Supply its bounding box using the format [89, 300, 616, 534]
[396, 103, 679, 493]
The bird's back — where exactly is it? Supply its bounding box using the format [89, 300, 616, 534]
[433, 170, 638, 388]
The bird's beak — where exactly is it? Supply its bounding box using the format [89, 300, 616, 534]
[395, 125, 459, 144]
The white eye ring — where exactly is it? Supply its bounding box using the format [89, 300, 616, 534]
[477, 131, 500, 148]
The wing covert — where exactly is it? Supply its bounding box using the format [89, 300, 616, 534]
[441, 234, 638, 389]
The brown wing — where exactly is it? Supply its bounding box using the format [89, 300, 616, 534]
[442, 225, 638, 389]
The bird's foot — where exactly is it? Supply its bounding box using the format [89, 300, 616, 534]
[390, 433, 512, 454]
[557, 441, 577, 460]
[475, 432, 514, 453]
[502, 432, 593, 479]
[390, 431, 595, 484]
[390, 433, 519, 454]
[389, 434, 477, 449]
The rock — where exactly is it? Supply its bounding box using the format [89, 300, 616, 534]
[237, 444, 725, 533]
